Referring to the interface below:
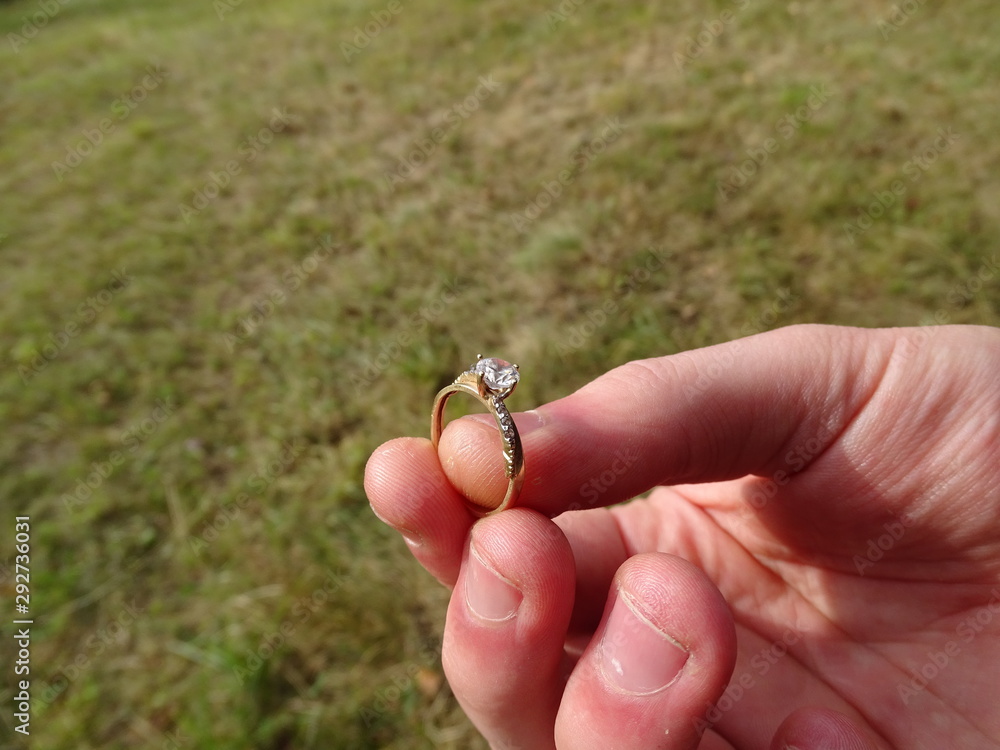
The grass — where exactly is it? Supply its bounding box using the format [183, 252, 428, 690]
[1, 0, 999, 747]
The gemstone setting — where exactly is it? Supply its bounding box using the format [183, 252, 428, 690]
[471, 357, 519, 395]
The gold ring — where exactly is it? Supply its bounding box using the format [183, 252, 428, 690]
[431, 355, 525, 516]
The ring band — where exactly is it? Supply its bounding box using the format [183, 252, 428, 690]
[431, 355, 525, 516]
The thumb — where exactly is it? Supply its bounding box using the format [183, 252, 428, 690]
[437, 324, 894, 515]
[556, 552, 737, 749]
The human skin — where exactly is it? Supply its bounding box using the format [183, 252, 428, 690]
[365, 324, 1000, 749]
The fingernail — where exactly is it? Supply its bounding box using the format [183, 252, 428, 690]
[465, 544, 522, 622]
[600, 590, 689, 694]
[368, 505, 423, 548]
[399, 527, 423, 549]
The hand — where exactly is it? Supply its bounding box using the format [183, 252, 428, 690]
[365, 324, 1000, 749]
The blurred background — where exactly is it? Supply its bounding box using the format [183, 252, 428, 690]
[1, 0, 999, 747]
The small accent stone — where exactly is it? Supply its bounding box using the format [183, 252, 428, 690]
[472, 357, 519, 392]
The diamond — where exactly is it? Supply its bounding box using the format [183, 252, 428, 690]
[472, 357, 519, 393]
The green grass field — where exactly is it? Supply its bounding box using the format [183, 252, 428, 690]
[1, 0, 999, 747]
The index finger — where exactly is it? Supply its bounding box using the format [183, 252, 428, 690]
[437, 324, 894, 516]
